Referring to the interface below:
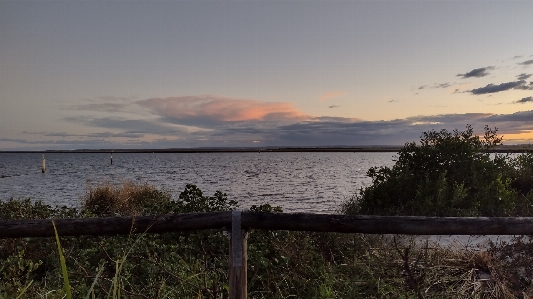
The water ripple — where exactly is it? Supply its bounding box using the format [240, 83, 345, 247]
[0, 152, 394, 213]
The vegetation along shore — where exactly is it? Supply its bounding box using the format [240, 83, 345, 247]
[1, 125, 533, 298]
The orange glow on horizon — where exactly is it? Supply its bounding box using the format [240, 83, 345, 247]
[501, 131, 533, 144]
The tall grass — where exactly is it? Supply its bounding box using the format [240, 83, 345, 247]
[52, 220, 72, 299]
[81, 181, 173, 217]
[2, 182, 533, 298]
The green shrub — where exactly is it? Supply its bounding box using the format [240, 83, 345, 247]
[4, 182, 533, 297]
[342, 125, 533, 216]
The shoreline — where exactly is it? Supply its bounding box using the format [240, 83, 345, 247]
[1, 145, 530, 154]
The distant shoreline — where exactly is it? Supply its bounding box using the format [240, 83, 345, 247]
[0, 147, 400, 153]
[1, 145, 530, 154]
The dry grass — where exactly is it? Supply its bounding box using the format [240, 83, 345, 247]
[390, 237, 533, 298]
[81, 181, 172, 217]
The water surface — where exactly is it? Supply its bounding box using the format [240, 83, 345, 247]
[0, 152, 394, 213]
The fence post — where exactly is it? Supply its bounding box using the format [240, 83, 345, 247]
[229, 210, 247, 299]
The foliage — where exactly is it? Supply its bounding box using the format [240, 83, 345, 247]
[81, 182, 237, 217]
[0, 198, 78, 219]
[3, 175, 533, 297]
[342, 125, 533, 216]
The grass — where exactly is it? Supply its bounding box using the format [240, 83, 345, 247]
[1, 182, 533, 298]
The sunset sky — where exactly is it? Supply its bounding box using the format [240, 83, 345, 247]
[1, 0, 532, 150]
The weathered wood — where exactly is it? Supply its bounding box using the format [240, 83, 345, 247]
[229, 229, 248, 299]
[241, 213, 533, 235]
[3, 212, 533, 239]
[0, 212, 232, 238]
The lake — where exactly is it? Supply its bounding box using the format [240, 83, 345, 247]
[0, 152, 395, 213]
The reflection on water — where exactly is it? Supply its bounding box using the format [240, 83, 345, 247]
[0, 152, 394, 213]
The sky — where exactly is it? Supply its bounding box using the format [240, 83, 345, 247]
[1, 0, 532, 150]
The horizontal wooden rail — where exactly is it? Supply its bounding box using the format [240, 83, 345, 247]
[0, 212, 232, 238]
[4, 211, 533, 299]
[3, 212, 533, 238]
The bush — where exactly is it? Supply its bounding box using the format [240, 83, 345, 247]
[81, 181, 173, 216]
[342, 125, 533, 216]
[5, 182, 533, 297]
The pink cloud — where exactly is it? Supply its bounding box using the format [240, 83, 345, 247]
[137, 96, 308, 122]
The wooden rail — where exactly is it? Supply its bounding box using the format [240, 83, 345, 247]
[3, 212, 533, 238]
[3, 211, 533, 299]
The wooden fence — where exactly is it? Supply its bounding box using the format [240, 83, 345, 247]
[2, 211, 533, 298]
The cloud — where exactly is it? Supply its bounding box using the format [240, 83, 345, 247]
[328, 105, 340, 108]
[23, 131, 84, 137]
[515, 81, 533, 90]
[418, 83, 450, 90]
[69, 96, 138, 113]
[319, 91, 347, 102]
[209, 112, 533, 147]
[75, 102, 130, 113]
[519, 59, 533, 66]
[469, 80, 531, 95]
[483, 110, 533, 123]
[21, 131, 144, 139]
[64, 116, 192, 135]
[136, 96, 309, 126]
[457, 66, 495, 78]
[514, 96, 533, 104]
[408, 113, 492, 123]
[87, 132, 145, 138]
[517, 73, 532, 80]
[0, 137, 108, 146]
[5, 110, 533, 149]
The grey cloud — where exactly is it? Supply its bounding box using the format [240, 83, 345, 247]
[470, 80, 529, 95]
[517, 73, 532, 80]
[0, 137, 107, 146]
[64, 116, 188, 135]
[227, 111, 533, 146]
[21, 131, 143, 139]
[519, 60, 533, 66]
[44, 132, 84, 137]
[457, 67, 495, 79]
[88, 132, 145, 138]
[482, 110, 533, 122]
[419, 83, 449, 90]
[328, 105, 340, 108]
[69, 96, 138, 112]
[6, 110, 533, 149]
[314, 116, 361, 122]
[514, 96, 533, 104]
[408, 113, 492, 124]
[515, 81, 533, 90]
[23, 131, 84, 137]
[75, 103, 130, 113]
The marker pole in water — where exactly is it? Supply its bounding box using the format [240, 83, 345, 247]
[41, 154, 46, 173]
[110, 151, 113, 165]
